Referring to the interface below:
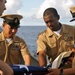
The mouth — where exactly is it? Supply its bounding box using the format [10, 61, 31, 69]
[49, 26, 53, 30]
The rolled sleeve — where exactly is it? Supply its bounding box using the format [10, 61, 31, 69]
[37, 35, 46, 54]
[20, 38, 30, 56]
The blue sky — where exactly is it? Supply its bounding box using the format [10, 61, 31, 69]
[1, 0, 75, 26]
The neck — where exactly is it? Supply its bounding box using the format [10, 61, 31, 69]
[55, 23, 62, 31]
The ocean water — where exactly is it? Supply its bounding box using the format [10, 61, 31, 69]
[16, 26, 46, 55]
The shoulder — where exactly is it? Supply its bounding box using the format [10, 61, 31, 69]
[14, 35, 27, 45]
[38, 29, 47, 38]
[62, 24, 74, 32]
[14, 35, 25, 42]
[63, 24, 74, 29]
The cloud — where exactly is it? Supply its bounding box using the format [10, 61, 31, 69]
[2, 0, 75, 26]
[21, 14, 45, 26]
[36, 0, 75, 19]
[4, 0, 23, 14]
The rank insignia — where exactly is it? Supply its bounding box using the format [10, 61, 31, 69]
[13, 42, 21, 50]
[64, 35, 73, 41]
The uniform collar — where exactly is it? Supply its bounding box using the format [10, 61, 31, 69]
[47, 27, 54, 37]
[0, 31, 14, 42]
[0, 32, 19, 46]
[0, 32, 5, 41]
[60, 24, 69, 34]
[47, 24, 70, 35]
[47, 24, 68, 37]
[47, 24, 62, 37]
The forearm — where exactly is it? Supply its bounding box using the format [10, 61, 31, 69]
[0, 60, 14, 75]
[63, 68, 75, 75]
[38, 52, 47, 67]
[0, 70, 3, 75]
[23, 54, 31, 66]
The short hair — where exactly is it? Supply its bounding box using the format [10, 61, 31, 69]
[43, 7, 59, 17]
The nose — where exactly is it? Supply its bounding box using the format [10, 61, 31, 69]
[12, 28, 17, 33]
[47, 22, 51, 26]
[4, 4, 6, 10]
[12, 29, 16, 32]
[4, 7, 6, 10]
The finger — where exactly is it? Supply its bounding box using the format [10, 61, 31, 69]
[0, 70, 3, 75]
[45, 72, 53, 75]
[48, 68, 54, 72]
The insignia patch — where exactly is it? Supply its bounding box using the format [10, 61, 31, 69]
[13, 17, 19, 24]
[64, 35, 73, 41]
[63, 34, 74, 47]
[13, 42, 21, 50]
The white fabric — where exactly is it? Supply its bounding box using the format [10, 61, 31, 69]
[6, 38, 12, 43]
[54, 28, 61, 36]
[51, 51, 72, 68]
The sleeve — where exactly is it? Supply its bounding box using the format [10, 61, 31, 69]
[20, 38, 30, 56]
[37, 35, 46, 54]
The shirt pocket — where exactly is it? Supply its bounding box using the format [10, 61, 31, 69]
[10, 49, 20, 56]
[49, 37, 56, 48]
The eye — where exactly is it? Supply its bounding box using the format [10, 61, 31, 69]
[49, 20, 53, 22]
[46, 22, 48, 24]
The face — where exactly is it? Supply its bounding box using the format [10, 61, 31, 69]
[2, 23, 18, 38]
[43, 12, 59, 31]
[0, 0, 6, 16]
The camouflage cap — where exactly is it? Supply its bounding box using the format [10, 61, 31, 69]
[70, 6, 75, 22]
[0, 14, 23, 28]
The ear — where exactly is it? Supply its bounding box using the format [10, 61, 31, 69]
[2, 23, 5, 28]
[57, 15, 60, 20]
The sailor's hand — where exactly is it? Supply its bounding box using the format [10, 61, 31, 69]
[65, 52, 74, 65]
[0, 70, 3, 75]
[45, 68, 60, 75]
[71, 47, 75, 53]
[69, 47, 75, 53]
